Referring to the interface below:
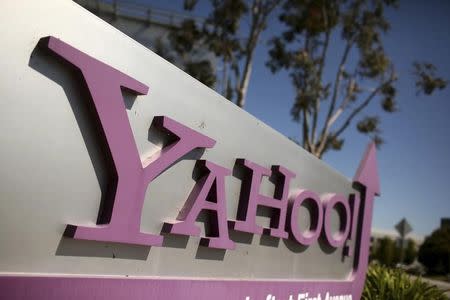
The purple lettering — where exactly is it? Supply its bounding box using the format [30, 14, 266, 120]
[322, 194, 351, 248]
[287, 190, 323, 246]
[44, 36, 215, 246]
[231, 160, 295, 239]
[164, 160, 235, 250]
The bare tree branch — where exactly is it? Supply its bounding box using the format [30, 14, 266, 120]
[311, 4, 332, 149]
[302, 109, 312, 150]
[236, 0, 281, 108]
[333, 78, 395, 140]
[327, 77, 356, 128]
[315, 39, 353, 154]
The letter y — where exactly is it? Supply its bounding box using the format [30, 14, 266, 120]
[43, 37, 215, 246]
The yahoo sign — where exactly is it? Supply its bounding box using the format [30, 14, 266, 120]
[0, 3, 379, 298]
[44, 36, 376, 254]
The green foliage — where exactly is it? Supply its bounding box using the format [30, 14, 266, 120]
[176, 0, 280, 107]
[419, 227, 450, 275]
[169, 19, 202, 54]
[185, 60, 217, 87]
[267, 0, 401, 156]
[184, 0, 198, 11]
[362, 264, 449, 300]
[372, 237, 419, 267]
[327, 135, 344, 150]
[266, 0, 447, 158]
[404, 239, 417, 265]
[158, 20, 217, 88]
[374, 237, 398, 267]
[203, 0, 246, 61]
[356, 116, 383, 146]
[169, 21, 217, 88]
[166, 0, 447, 151]
[413, 62, 448, 95]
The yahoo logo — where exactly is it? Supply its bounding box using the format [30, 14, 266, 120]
[39, 36, 380, 299]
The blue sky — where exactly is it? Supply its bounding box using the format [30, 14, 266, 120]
[136, 0, 450, 236]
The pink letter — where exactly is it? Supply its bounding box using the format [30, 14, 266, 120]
[349, 142, 381, 298]
[164, 160, 235, 250]
[230, 160, 295, 239]
[343, 194, 361, 257]
[287, 190, 323, 246]
[322, 194, 351, 248]
[44, 37, 215, 246]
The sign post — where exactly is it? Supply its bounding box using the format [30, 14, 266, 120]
[395, 218, 413, 263]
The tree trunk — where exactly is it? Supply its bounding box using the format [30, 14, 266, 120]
[236, 51, 255, 108]
[236, 0, 261, 108]
[222, 61, 228, 97]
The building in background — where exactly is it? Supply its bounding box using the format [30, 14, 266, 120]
[440, 218, 450, 230]
[74, 0, 219, 88]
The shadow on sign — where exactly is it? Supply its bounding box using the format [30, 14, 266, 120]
[29, 41, 206, 261]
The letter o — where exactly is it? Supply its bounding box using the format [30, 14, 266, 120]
[322, 194, 351, 248]
[288, 190, 323, 246]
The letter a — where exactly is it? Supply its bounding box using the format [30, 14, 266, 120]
[164, 160, 235, 250]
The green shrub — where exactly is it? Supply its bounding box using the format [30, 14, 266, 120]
[362, 264, 449, 300]
[418, 227, 450, 275]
